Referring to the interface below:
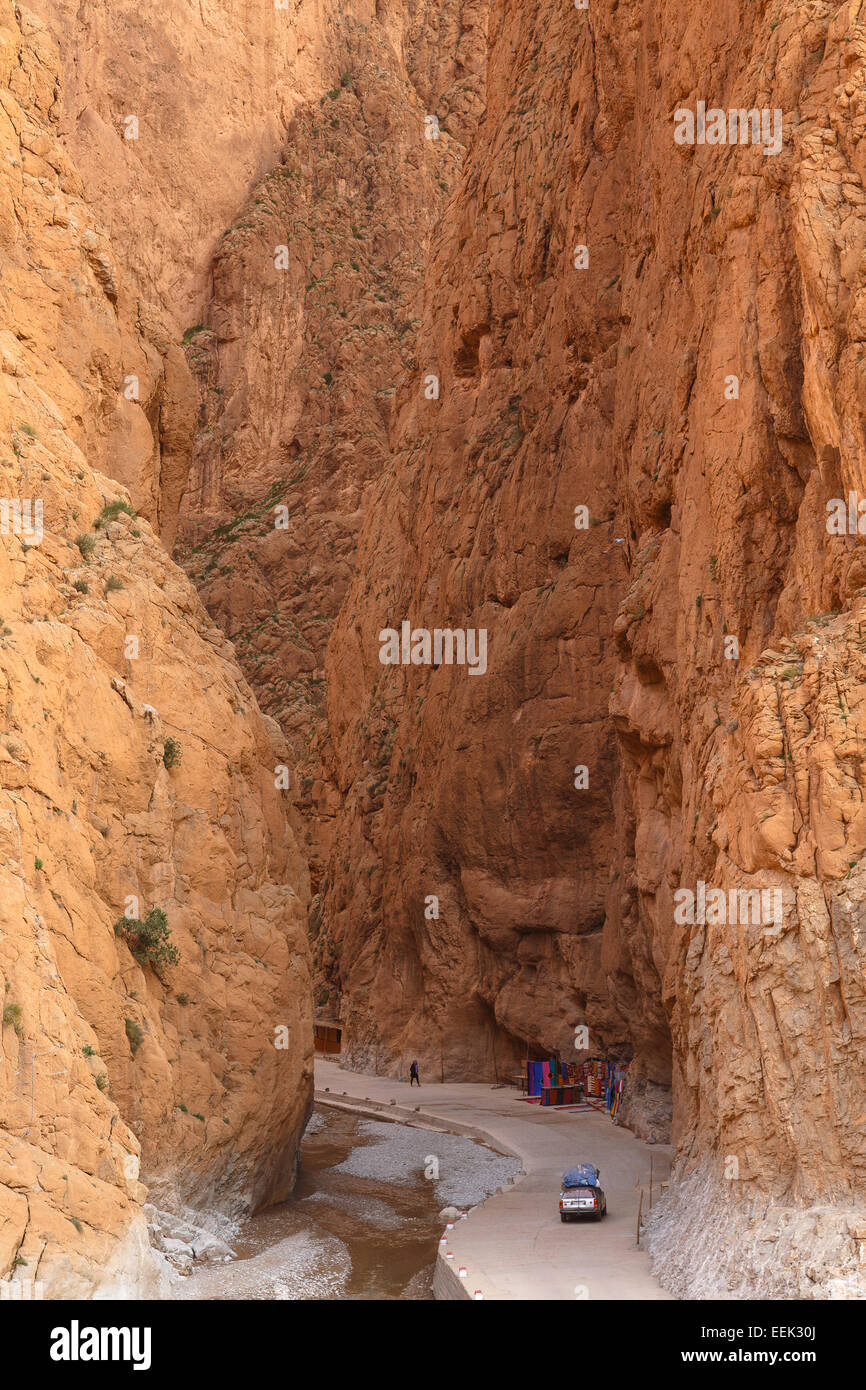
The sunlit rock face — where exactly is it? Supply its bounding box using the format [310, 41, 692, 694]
[0, 1, 311, 1298]
[16, 0, 866, 1300]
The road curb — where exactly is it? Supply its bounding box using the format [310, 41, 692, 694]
[313, 1090, 525, 1163]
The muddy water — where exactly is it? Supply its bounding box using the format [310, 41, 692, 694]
[180, 1106, 444, 1300]
[241, 1107, 443, 1299]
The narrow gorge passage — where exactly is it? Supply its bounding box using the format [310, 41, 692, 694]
[1, 0, 865, 1353]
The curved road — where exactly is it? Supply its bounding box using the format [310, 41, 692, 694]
[315, 1058, 673, 1301]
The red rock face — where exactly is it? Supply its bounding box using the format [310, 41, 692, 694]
[168, 0, 640, 1093]
[321, 0, 643, 1085]
[23, 0, 866, 1297]
[319, 0, 866, 1289]
[172, 3, 490, 927]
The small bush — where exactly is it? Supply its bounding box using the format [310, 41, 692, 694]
[73, 579, 89, 594]
[34, 857, 43, 871]
[125, 1017, 144, 1056]
[2, 1002, 22, 1036]
[95, 1074, 108, 1091]
[104, 575, 124, 593]
[176, 993, 190, 1006]
[193, 1113, 205, 1123]
[76, 533, 96, 559]
[163, 737, 182, 770]
[82, 1044, 96, 1057]
[94, 500, 135, 528]
[178, 1103, 188, 1113]
[114, 907, 180, 971]
[19, 423, 36, 439]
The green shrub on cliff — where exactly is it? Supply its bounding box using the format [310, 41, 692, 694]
[163, 737, 182, 770]
[2, 1002, 23, 1036]
[124, 1017, 144, 1056]
[114, 908, 179, 971]
[94, 500, 135, 528]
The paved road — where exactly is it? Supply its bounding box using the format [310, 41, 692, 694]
[315, 1058, 674, 1300]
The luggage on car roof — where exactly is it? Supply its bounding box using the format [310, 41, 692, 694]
[562, 1164, 599, 1188]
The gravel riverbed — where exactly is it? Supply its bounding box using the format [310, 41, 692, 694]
[175, 1104, 520, 1300]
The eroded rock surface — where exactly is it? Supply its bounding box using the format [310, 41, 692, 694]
[318, 0, 866, 1294]
[0, 2, 311, 1298]
[8, 0, 866, 1302]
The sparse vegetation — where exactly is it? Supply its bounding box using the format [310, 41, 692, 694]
[34, 858, 42, 870]
[114, 907, 180, 971]
[104, 575, 124, 593]
[73, 579, 89, 594]
[2, 1002, 23, 1036]
[95, 1074, 108, 1091]
[76, 533, 96, 559]
[94, 500, 135, 528]
[124, 1017, 144, 1056]
[163, 737, 182, 770]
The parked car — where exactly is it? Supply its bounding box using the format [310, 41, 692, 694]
[559, 1163, 607, 1222]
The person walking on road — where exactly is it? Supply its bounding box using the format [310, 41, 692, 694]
[409, 1060, 420, 1087]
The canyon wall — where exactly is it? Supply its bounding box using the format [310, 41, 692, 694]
[321, 0, 634, 1080]
[321, 0, 866, 1293]
[172, 0, 489, 998]
[0, 3, 311, 1297]
[10, 0, 866, 1300]
[26, 0, 315, 330]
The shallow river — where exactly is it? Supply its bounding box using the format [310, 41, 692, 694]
[177, 1104, 520, 1300]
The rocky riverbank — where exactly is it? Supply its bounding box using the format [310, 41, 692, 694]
[171, 1105, 519, 1300]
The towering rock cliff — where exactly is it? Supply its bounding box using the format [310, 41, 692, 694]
[213, 0, 865, 1296]
[8, 0, 866, 1301]
[173, 0, 488, 976]
[321, 0, 631, 1080]
[0, 2, 311, 1297]
[317, 0, 866, 1295]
